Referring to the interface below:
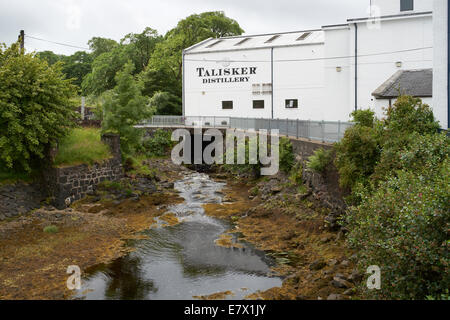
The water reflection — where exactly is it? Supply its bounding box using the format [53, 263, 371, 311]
[75, 173, 282, 300]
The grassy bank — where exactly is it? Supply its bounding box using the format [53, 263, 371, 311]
[53, 128, 112, 167]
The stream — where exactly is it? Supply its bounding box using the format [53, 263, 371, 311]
[74, 172, 282, 300]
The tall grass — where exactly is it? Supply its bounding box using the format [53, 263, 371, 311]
[53, 128, 112, 167]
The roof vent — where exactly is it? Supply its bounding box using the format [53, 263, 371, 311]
[235, 38, 251, 46]
[296, 32, 312, 41]
[265, 35, 280, 43]
[206, 40, 223, 48]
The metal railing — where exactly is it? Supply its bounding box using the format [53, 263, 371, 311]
[138, 116, 353, 143]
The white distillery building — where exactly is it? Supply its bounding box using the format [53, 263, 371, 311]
[182, 0, 449, 129]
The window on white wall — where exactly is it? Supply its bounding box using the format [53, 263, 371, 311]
[222, 101, 233, 109]
[253, 100, 265, 109]
[285, 99, 298, 109]
[400, 0, 414, 12]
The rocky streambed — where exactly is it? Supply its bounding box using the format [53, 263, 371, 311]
[0, 158, 361, 300]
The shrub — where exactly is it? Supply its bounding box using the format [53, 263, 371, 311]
[0, 43, 78, 172]
[334, 120, 381, 190]
[345, 160, 449, 299]
[351, 109, 376, 127]
[53, 128, 112, 167]
[144, 129, 174, 157]
[289, 162, 303, 186]
[43, 225, 59, 234]
[371, 97, 441, 185]
[279, 137, 295, 173]
[307, 148, 333, 173]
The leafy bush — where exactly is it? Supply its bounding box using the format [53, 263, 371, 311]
[144, 129, 174, 157]
[279, 137, 295, 173]
[53, 128, 112, 167]
[351, 109, 376, 127]
[289, 162, 303, 186]
[43, 225, 59, 234]
[0, 43, 78, 172]
[371, 97, 441, 185]
[345, 159, 449, 299]
[307, 148, 333, 173]
[334, 116, 381, 190]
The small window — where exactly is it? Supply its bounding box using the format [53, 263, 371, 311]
[265, 35, 280, 43]
[235, 38, 250, 46]
[296, 32, 312, 41]
[285, 99, 298, 109]
[253, 100, 265, 109]
[222, 101, 233, 109]
[400, 0, 414, 12]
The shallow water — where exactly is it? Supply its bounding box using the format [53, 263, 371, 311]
[75, 172, 282, 300]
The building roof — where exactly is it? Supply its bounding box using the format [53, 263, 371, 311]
[372, 69, 433, 99]
[184, 30, 324, 54]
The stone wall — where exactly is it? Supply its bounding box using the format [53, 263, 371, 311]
[45, 134, 123, 209]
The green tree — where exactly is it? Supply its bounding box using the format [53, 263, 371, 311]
[82, 46, 128, 96]
[148, 91, 182, 115]
[0, 43, 78, 172]
[61, 51, 93, 88]
[36, 50, 63, 65]
[88, 37, 118, 58]
[147, 12, 244, 96]
[102, 62, 153, 155]
[121, 27, 162, 74]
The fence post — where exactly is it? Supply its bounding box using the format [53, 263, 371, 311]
[321, 120, 325, 143]
[296, 119, 299, 139]
[337, 120, 341, 142]
[308, 120, 311, 141]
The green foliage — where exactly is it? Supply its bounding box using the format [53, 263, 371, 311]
[289, 162, 303, 186]
[0, 42, 78, 172]
[82, 46, 129, 96]
[340, 97, 450, 300]
[0, 166, 34, 185]
[307, 148, 333, 173]
[102, 62, 153, 156]
[384, 96, 440, 135]
[144, 129, 174, 157]
[43, 225, 59, 234]
[148, 91, 182, 115]
[53, 128, 112, 167]
[61, 51, 93, 88]
[148, 11, 244, 96]
[334, 118, 381, 190]
[124, 156, 157, 179]
[371, 97, 441, 185]
[345, 158, 449, 299]
[36, 50, 63, 65]
[351, 109, 376, 127]
[279, 137, 295, 173]
[88, 37, 119, 59]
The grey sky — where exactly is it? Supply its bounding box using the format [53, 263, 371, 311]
[0, 0, 370, 55]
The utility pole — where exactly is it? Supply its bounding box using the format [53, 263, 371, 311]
[18, 30, 24, 53]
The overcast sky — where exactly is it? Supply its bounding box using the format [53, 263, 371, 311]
[0, 0, 371, 55]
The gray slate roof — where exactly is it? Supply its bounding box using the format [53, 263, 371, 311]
[372, 69, 433, 99]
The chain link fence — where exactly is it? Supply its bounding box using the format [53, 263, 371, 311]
[138, 116, 353, 143]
